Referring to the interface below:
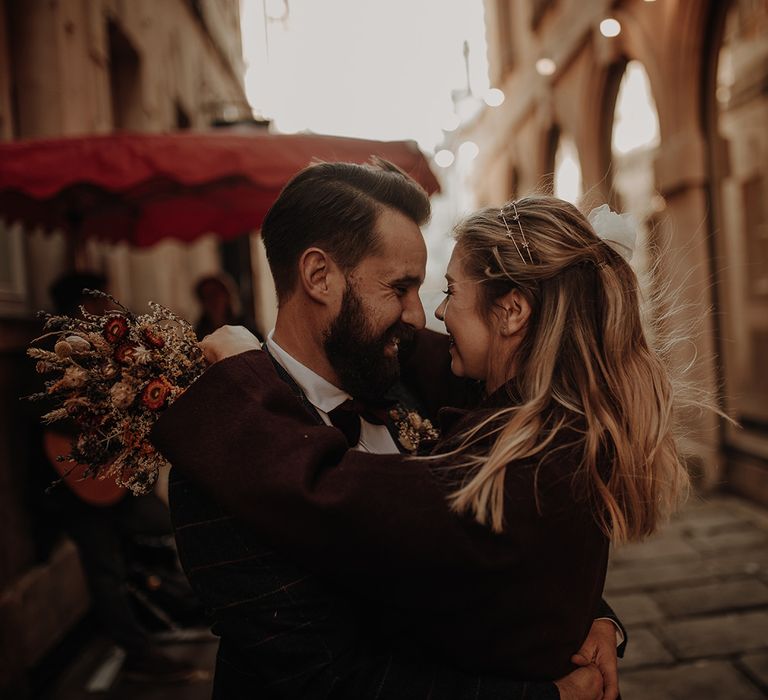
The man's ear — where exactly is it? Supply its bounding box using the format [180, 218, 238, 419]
[298, 247, 344, 305]
[495, 288, 531, 337]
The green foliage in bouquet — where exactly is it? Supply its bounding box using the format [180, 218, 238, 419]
[27, 290, 206, 494]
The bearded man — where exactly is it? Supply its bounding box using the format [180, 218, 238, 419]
[153, 160, 624, 699]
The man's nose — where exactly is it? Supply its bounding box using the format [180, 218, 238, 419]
[401, 292, 426, 330]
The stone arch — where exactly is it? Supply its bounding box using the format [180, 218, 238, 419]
[590, 57, 628, 206]
[579, 2, 715, 200]
[663, 0, 719, 138]
[577, 5, 661, 196]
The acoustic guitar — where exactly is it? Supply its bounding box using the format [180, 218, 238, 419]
[43, 431, 127, 507]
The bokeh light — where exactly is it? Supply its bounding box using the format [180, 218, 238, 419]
[434, 149, 455, 168]
[599, 18, 622, 38]
[458, 141, 480, 161]
[441, 113, 461, 132]
[536, 58, 556, 76]
[483, 88, 505, 107]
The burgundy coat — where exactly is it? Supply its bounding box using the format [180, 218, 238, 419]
[152, 348, 609, 680]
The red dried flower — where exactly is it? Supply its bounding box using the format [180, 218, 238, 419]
[142, 326, 165, 349]
[141, 377, 172, 411]
[114, 342, 137, 365]
[103, 315, 129, 344]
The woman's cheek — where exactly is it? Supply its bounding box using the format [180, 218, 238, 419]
[448, 345, 465, 377]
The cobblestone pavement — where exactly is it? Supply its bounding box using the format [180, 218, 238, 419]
[46, 494, 768, 698]
[608, 494, 768, 699]
[41, 635, 218, 699]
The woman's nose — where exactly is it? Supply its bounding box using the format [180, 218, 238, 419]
[434, 298, 447, 322]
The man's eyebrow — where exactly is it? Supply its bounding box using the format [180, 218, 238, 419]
[390, 274, 423, 286]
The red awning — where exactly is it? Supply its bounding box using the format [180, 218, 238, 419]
[0, 131, 440, 247]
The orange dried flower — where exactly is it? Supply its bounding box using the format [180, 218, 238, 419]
[103, 315, 129, 344]
[142, 326, 165, 349]
[114, 342, 137, 365]
[141, 377, 172, 411]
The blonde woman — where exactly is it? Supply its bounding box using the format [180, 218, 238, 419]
[429, 197, 686, 542]
[154, 195, 688, 697]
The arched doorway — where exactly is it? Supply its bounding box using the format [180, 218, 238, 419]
[553, 132, 583, 205]
[609, 60, 661, 281]
[706, 0, 768, 485]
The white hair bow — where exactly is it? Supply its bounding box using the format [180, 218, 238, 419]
[587, 204, 637, 262]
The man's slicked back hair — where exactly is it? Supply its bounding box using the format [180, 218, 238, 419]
[261, 158, 431, 301]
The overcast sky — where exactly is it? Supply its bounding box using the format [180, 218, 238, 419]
[240, 0, 490, 153]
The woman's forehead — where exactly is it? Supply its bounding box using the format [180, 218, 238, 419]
[446, 246, 471, 276]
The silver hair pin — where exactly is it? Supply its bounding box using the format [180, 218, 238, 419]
[500, 202, 534, 264]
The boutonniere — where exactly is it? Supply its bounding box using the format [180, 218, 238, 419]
[388, 406, 440, 453]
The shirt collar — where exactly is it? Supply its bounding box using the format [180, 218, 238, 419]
[266, 330, 351, 415]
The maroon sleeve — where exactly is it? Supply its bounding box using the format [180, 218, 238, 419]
[151, 350, 491, 597]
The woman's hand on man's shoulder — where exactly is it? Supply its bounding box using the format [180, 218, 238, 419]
[200, 325, 262, 365]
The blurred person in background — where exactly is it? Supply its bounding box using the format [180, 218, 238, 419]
[193, 272, 262, 341]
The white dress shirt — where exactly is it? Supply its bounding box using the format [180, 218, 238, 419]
[266, 331, 399, 454]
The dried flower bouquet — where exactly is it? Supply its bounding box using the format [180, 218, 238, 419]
[27, 290, 206, 495]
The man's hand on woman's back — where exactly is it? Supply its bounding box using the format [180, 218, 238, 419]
[572, 618, 620, 700]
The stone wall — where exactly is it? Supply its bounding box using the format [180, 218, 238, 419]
[0, 0, 246, 138]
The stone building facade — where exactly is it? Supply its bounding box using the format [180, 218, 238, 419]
[0, 0, 247, 691]
[449, 0, 767, 505]
[0, 0, 246, 139]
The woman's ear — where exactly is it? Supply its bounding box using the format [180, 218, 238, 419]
[495, 288, 531, 337]
[298, 248, 343, 305]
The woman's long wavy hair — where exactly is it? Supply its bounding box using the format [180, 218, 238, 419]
[439, 195, 689, 542]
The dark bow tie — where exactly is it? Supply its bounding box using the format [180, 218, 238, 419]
[327, 399, 393, 447]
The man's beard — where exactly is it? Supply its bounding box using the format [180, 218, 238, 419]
[323, 284, 415, 402]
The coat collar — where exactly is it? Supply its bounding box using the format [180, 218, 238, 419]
[266, 332, 352, 415]
[436, 379, 522, 438]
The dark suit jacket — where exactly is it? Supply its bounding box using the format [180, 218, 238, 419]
[161, 339, 564, 698]
[153, 336, 620, 693]
[171, 469, 560, 699]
